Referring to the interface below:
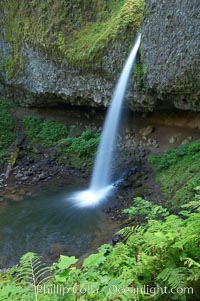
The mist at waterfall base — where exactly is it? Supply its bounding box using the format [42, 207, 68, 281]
[0, 182, 119, 267]
[69, 34, 141, 207]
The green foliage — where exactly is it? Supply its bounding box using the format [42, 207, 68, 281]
[0, 253, 53, 301]
[60, 129, 100, 157]
[0, 100, 16, 151]
[134, 61, 147, 92]
[134, 48, 147, 92]
[55, 255, 78, 270]
[148, 140, 200, 171]
[53, 255, 78, 283]
[1, 198, 199, 300]
[0, 280, 34, 301]
[0, 0, 144, 73]
[82, 252, 106, 269]
[123, 196, 169, 222]
[22, 116, 99, 166]
[157, 267, 188, 292]
[148, 140, 200, 209]
[117, 212, 200, 300]
[16, 252, 52, 285]
[58, 128, 100, 160]
[0, 104, 99, 170]
[22, 116, 67, 147]
[180, 186, 200, 216]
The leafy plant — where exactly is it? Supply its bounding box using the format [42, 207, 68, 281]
[58, 128, 100, 159]
[16, 252, 52, 301]
[0, 100, 16, 150]
[123, 196, 169, 223]
[53, 255, 78, 283]
[157, 267, 187, 292]
[1, 202, 200, 300]
[148, 140, 200, 171]
[22, 116, 67, 147]
[148, 140, 200, 209]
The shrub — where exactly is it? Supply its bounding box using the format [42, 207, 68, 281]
[22, 116, 67, 147]
[0, 100, 16, 150]
[58, 128, 100, 159]
[123, 196, 169, 222]
[148, 140, 200, 209]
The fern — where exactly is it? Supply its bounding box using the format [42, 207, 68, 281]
[181, 187, 200, 212]
[157, 267, 187, 290]
[182, 257, 200, 268]
[123, 197, 169, 223]
[1, 197, 200, 300]
[181, 201, 200, 212]
[117, 225, 145, 242]
[16, 252, 52, 301]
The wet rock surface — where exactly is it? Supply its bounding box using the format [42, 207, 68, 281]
[139, 0, 200, 111]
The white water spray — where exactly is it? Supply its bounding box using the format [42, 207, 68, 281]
[71, 34, 141, 207]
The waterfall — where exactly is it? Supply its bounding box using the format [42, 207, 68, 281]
[90, 33, 141, 191]
[71, 33, 141, 207]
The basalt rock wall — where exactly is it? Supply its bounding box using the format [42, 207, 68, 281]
[0, 0, 199, 111]
[139, 0, 200, 111]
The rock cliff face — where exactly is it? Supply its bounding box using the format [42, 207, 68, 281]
[0, 40, 115, 107]
[0, 0, 199, 111]
[0, 0, 143, 107]
[140, 0, 200, 111]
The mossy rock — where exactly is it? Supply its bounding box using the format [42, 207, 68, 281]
[149, 140, 200, 210]
[0, 0, 144, 76]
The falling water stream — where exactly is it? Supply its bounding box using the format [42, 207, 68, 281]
[72, 33, 141, 207]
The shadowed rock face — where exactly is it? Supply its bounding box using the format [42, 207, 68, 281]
[0, 39, 119, 108]
[139, 0, 200, 111]
[0, 0, 199, 112]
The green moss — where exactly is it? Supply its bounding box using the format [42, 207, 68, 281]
[22, 116, 67, 147]
[149, 140, 200, 209]
[134, 48, 147, 92]
[0, 0, 144, 75]
[0, 100, 17, 151]
[0, 1, 24, 79]
[22, 115, 100, 169]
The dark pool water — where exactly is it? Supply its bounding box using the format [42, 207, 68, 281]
[0, 182, 118, 267]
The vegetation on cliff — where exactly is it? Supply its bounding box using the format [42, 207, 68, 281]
[0, 100, 100, 170]
[0, 0, 144, 78]
[149, 141, 200, 210]
[22, 116, 68, 147]
[0, 101, 17, 161]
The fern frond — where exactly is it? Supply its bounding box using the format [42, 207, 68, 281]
[182, 257, 200, 268]
[157, 267, 187, 289]
[117, 225, 145, 242]
[16, 252, 52, 286]
[37, 275, 53, 286]
[181, 200, 200, 211]
[34, 266, 50, 278]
